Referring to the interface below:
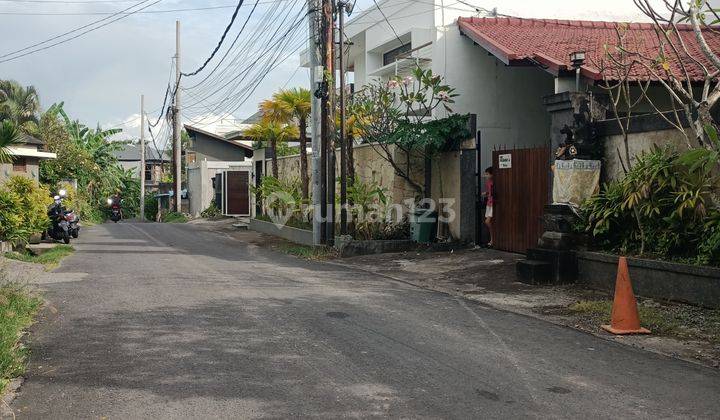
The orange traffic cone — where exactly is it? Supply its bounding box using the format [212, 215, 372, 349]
[601, 257, 651, 335]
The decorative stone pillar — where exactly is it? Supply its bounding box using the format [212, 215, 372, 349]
[517, 91, 607, 285]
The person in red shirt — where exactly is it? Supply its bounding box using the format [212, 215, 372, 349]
[482, 167, 494, 247]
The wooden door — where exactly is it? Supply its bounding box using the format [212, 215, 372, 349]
[492, 147, 549, 253]
[225, 171, 250, 216]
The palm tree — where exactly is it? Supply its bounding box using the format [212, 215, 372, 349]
[261, 88, 311, 199]
[0, 120, 22, 164]
[245, 120, 299, 179]
[0, 80, 40, 133]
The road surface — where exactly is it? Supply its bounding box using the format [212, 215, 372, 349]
[9, 222, 720, 419]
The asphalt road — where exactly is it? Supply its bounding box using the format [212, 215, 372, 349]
[9, 222, 720, 419]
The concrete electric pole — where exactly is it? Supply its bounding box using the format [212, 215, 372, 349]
[173, 20, 182, 213]
[309, 0, 323, 245]
[140, 94, 146, 221]
[323, 0, 335, 245]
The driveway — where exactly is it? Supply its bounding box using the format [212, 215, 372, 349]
[8, 222, 720, 418]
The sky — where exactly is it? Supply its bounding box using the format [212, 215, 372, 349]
[0, 0, 704, 142]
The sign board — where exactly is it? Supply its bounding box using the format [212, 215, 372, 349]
[499, 153, 512, 169]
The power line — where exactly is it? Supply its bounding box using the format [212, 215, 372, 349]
[0, 0, 161, 63]
[0, 0, 140, 3]
[181, 0, 245, 77]
[372, 0, 405, 46]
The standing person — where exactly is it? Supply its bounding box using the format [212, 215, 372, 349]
[482, 167, 494, 247]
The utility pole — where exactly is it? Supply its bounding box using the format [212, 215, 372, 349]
[309, 0, 324, 245]
[173, 20, 182, 213]
[139, 94, 146, 221]
[338, 0, 350, 235]
[323, 0, 335, 245]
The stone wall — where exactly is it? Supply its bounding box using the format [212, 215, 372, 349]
[273, 143, 426, 204]
[596, 113, 694, 182]
[265, 142, 470, 240]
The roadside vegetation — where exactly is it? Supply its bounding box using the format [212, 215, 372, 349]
[276, 243, 336, 260]
[569, 298, 720, 344]
[161, 211, 188, 223]
[5, 245, 74, 269]
[580, 145, 720, 266]
[0, 277, 42, 394]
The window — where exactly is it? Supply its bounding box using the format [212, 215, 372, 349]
[383, 43, 412, 66]
[144, 164, 152, 182]
[12, 157, 26, 172]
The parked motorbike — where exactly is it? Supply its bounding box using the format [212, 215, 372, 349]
[107, 197, 122, 223]
[65, 209, 80, 238]
[46, 190, 71, 244]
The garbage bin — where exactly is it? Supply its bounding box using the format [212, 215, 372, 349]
[410, 208, 437, 243]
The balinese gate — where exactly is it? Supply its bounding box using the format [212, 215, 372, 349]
[492, 147, 549, 253]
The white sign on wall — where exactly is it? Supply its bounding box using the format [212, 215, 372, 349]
[499, 153, 512, 169]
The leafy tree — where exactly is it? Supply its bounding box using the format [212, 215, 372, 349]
[261, 88, 311, 199]
[350, 67, 469, 198]
[0, 80, 40, 134]
[245, 120, 299, 178]
[0, 121, 22, 164]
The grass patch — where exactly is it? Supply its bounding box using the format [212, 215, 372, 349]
[569, 299, 720, 342]
[276, 243, 336, 260]
[162, 211, 188, 223]
[4, 245, 75, 269]
[0, 281, 42, 394]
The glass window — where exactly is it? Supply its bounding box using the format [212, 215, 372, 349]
[383, 43, 412, 66]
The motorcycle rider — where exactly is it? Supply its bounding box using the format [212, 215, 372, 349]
[108, 190, 123, 221]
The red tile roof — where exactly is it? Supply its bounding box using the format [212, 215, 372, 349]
[458, 17, 720, 82]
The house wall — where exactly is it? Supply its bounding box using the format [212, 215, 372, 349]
[436, 26, 555, 174]
[191, 132, 249, 162]
[602, 128, 691, 181]
[0, 158, 40, 183]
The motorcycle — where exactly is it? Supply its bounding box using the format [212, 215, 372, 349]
[65, 209, 80, 238]
[46, 190, 71, 244]
[108, 197, 122, 223]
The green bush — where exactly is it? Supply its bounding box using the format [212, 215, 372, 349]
[4, 176, 52, 236]
[200, 200, 221, 219]
[144, 192, 158, 221]
[252, 176, 305, 223]
[162, 211, 187, 223]
[0, 189, 24, 242]
[580, 145, 720, 264]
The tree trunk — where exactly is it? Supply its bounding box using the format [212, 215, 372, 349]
[271, 138, 279, 178]
[299, 118, 309, 199]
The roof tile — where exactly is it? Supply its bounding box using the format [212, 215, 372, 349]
[458, 16, 720, 82]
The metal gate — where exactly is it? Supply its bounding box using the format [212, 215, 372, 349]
[492, 147, 549, 253]
[222, 170, 250, 216]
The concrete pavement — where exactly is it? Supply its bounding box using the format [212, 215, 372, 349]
[8, 222, 720, 419]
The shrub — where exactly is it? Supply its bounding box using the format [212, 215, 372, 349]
[4, 176, 52, 236]
[580, 145, 720, 264]
[252, 176, 305, 223]
[200, 200, 221, 219]
[144, 192, 158, 221]
[0, 189, 24, 242]
[162, 211, 187, 223]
